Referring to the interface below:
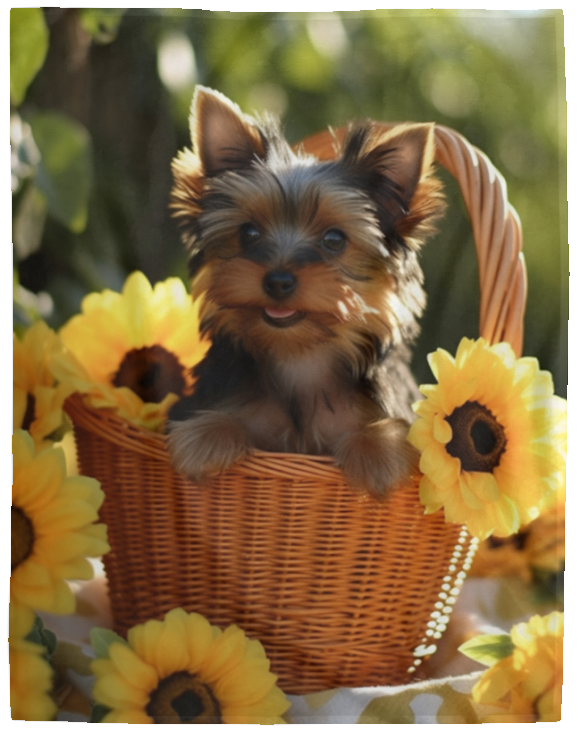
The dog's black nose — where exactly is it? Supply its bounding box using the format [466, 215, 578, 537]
[263, 270, 297, 300]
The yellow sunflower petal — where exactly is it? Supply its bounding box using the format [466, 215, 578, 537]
[9, 602, 36, 639]
[489, 341, 517, 368]
[36, 500, 101, 535]
[458, 473, 484, 511]
[417, 383, 439, 403]
[467, 470, 500, 503]
[429, 349, 476, 415]
[488, 495, 521, 538]
[56, 271, 208, 431]
[122, 271, 155, 346]
[94, 609, 287, 725]
[26, 577, 79, 614]
[153, 609, 192, 677]
[407, 415, 433, 450]
[472, 657, 519, 704]
[222, 683, 290, 723]
[35, 528, 109, 566]
[108, 642, 159, 692]
[102, 708, 153, 723]
[520, 662, 555, 702]
[242, 636, 270, 663]
[11, 570, 76, 614]
[215, 664, 277, 708]
[427, 347, 455, 383]
[418, 474, 447, 513]
[536, 683, 562, 722]
[11, 431, 107, 615]
[93, 671, 151, 707]
[199, 625, 248, 685]
[472, 612, 563, 721]
[182, 612, 217, 674]
[47, 556, 94, 580]
[412, 338, 565, 539]
[11, 557, 53, 589]
[127, 618, 164, 667]
[433, 413, 452, 444]
[515, 360, 553, 400]
[14, 441, 65, 508]
[29, 385, 65, 438]
[419, 443, 460, 487]
[10, 636, 57, 720]
[13, 322, 71, 447]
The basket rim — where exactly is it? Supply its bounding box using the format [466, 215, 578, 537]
[66, 393, 348, 480]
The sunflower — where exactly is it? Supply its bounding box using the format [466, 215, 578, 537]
[470, 480, 565, 581]
[50, 271, 209, 431]
[9, 602, 57, 721]
[91, 607, 290, 723]
[469, 612, 563, 722]
[407, 337, 566, 540]
[13, 320, 72, 448]
[12, 429, 110, 614]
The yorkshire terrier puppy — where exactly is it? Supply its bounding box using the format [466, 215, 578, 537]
[167, 86, 445, 497]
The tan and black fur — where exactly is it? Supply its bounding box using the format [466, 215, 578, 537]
[167, 87, 445, 496]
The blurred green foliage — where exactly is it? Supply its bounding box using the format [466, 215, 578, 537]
[30, 112, 93, 234]
[10, 8, 49, 106]
[11, 9, 567, 394]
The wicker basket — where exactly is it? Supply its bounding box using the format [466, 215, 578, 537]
[67, 123, 526, 695]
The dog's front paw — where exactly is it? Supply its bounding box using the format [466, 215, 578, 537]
[334, 418, 419, 498]
[167, 411, 251, 483]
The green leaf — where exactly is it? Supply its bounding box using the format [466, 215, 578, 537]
[29, 112, 93, 233]
[458, 633, 515, 667]
[13, 183, 48, 260]
[10, 8, 49, 106]
[79, 9, 126, 44]
[90, 703, 111, 723]
[26, 614, 58, 658]
[90, 627, 129, 659]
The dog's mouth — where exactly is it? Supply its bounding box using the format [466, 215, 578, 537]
[262, 308, 305, 328]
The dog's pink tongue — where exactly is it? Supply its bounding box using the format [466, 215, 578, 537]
[265, 308, 297, 319]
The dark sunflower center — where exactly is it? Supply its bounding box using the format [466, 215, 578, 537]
[22, 393, 36, 431]
[146, 671, 222, 724]
[112, 345, 186, 404]
[11, 506, 35, 571]
[488, 532, 528, 551]
[445, 400, 507, 472]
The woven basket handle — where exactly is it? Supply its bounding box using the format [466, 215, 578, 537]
[299, 124, 527, 357]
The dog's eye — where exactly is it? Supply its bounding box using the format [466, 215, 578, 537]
[321, 228, 347, 252]
[239, 223, 261, 248]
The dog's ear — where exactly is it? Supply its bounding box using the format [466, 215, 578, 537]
[341, 123, 445, 250]
[191, 86, 265, 176]
[171, 88, 266, 253]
